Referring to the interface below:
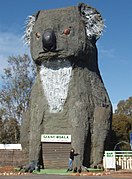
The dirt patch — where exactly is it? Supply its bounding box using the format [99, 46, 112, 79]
[0, 166, 31, 176]
[69, 171, 112, 176]
[69, 171, 132, 177]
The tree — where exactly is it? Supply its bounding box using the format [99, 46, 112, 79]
[111, 114, 132, 150]
[0, 117, 20, 144]
[0, 54, 36, 125]
[115, 97, 132, 117]
[112, 96, 132, 150]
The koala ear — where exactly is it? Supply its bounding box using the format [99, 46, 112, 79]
[78, 3, 104, 41]
[23, 14, 36, 46]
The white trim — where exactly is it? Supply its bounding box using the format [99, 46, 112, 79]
[0, 144, 22, 150]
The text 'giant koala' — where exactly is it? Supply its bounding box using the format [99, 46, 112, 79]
[21, 3, 112, 169]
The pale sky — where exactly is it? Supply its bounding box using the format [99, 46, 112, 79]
[0, 0, 132, 111]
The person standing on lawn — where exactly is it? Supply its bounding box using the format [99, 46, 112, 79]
[66, 148, 79, 172]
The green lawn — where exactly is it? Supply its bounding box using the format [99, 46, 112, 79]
[33, 168, 103, 175]
[33, 169, 69, 175]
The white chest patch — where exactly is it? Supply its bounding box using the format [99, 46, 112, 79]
[40, 60, 72, 113]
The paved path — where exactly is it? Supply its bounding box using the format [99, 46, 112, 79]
[0, 174, 132, 179]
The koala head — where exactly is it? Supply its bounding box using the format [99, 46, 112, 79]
[24, 3, 104, 64]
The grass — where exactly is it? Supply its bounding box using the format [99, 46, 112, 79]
[87, 168, 103, 172]
[33, 168, 103, 175]
[33, 169, 69, 175]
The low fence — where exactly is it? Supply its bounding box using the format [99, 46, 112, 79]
[0, 144, 27, 167]
[103, 151, 132, 170]
[115, 151, 132, 170]
[0, 149, 23, 167]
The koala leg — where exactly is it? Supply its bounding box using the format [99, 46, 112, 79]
[68, 101, 90, 170]
[29, 116, 43, 163]
[28, 77, 45, 165]
[90, 106, 111, 167]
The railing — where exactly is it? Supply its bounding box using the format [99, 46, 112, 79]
[103, 151, 132, 170]
[115, 151, 132, 170]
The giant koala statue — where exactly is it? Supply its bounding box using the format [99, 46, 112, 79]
[21, 3, 112, 168]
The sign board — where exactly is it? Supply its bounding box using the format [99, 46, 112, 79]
[130, 132, 132, 143]
[130, 132, 132, 150]
[104, 151, 116, 169]
[41, 134, 71, 143]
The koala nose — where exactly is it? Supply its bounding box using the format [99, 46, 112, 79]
[42, 29, 56, 52]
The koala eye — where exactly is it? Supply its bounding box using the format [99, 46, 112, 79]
[35, 32, 41, 39]
[63, 28, 70, 35]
